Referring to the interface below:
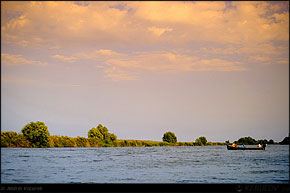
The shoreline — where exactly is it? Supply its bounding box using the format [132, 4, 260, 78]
[1, 130, 286, 148]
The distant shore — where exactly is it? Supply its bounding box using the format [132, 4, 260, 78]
[2, 121, 288, 148]
[1, 131, 287, 148]
[1, 132, 228, 148]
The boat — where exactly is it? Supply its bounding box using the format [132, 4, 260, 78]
[227, 145, 266, 150]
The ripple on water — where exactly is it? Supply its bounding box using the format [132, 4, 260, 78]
[18, 155, 30, 158]
[249, 170, 286, 174]
[1, 146, 289, 183]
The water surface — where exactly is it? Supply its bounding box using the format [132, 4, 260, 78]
[1, 145, 289, 183]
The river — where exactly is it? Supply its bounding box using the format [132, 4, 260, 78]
[1, 145, 289, 183]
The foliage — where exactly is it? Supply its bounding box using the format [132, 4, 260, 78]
[21, 121, 50, 148]
[279, 136, 289, 145]
[87, 138, 100, 147]
[176, 142, 194, 146]
[162, 131, 177, 144]
[257, 139, 269, 145]
[1, 131, 30, 147]
[75, 136, 90, 147]
[2, 125, 283, 148]
[88, 127, 103, 140]
[268, 139, 275, 144]
[225, 140, 230, 145]
[50, 136, 76, 147]
[207, 142, 224, 146]
[195, 136, 207, 146]
[236, 136, 277, 145]
[237, 136, 257, 145]
[88, 124, 117, 145]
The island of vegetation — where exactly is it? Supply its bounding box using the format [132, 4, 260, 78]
[1, 121, 289, 148]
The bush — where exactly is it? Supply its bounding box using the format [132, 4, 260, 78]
[257, 139, 268, 145]
[237, 136, 257, 145]
[88, 124, 117, 146]
[21, 121, 50, 148]
[75, 136, 90, 147]
[50, 136, 76, 147]
[1, 131, 30, 147]
[162, 131, 177, 144]
[268, 139, 275, 144]
[1, 131, 17, 147]
[88, 127, 103, 140]
[195, 136, 207, 146]
[279, 136, 289, 145]
[88, 138, 100, 147]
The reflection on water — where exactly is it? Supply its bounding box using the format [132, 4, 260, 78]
[1, 145, 289, 183]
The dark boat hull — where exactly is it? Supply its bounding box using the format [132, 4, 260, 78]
[227, 145, 265, 150]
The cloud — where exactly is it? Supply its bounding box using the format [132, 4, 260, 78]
[148, 26, 172, 37]
[52, 55, 76, 62]
[1, 1, 288, 48]
[96, 49, 121, 56]
[103, 66, 138, 81]
[51, 49, 246, 81]
[74, 49, 125, 61]
[1, 53, 47, 66]
[94, 50, 246, 80]
[1, 1, 288, 81]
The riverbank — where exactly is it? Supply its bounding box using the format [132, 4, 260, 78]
[1, 131, 228, 148]
[2, 129, 287, 148]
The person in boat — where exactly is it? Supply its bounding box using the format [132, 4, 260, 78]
[258, 144, 262, 148]
[241, 144, 245, 148]
[232, 141, 237, 148]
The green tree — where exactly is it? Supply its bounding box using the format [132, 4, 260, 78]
[279, 136, 289, 145]
[268, 139, 274, 144]
[1, 131, 31, 147]
[88, 124, 117, 146]
[13, 133, 31, 147]
[237, 136, 257, 145]
[21, 121, 50, 148]
[1, 131, 18, 147]
[75, 136, 90, 147]
[195, 136, 207, 146]
[162, 131, 177, 143]
[257, 139, 268, 145]
[88, 127, 103, 140]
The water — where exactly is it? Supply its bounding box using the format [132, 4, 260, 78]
[1, 145, 289, 183]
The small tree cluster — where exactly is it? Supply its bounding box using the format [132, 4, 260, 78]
[195, 136, 207, 146]
[1, 131, 30, 147]
[279, 136, 289, 145]
[237, 136, 276, 145]
[21, 121, 50, 148]
[237, 136, 256, 145]
[88, 124, 117, 146]
[162, 131, 177, 144]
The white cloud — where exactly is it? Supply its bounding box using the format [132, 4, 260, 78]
[148, 26, 172, 37]
[1, 1, 288, 81]
[52, 55, 76, 62]
[99, 50, 246, 80]
[1, 1, 288, 48]
[1, 53, 47, 66]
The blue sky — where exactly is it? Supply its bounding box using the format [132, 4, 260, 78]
[1, 1, 289, 142]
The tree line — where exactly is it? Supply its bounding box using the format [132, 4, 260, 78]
[1, 121, 289, 148]
[225, 136, 289, 145]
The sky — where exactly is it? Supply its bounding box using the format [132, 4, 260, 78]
[1, 1, 289, 142]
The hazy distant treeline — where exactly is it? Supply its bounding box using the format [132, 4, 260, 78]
[1, 121, 288, 148]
